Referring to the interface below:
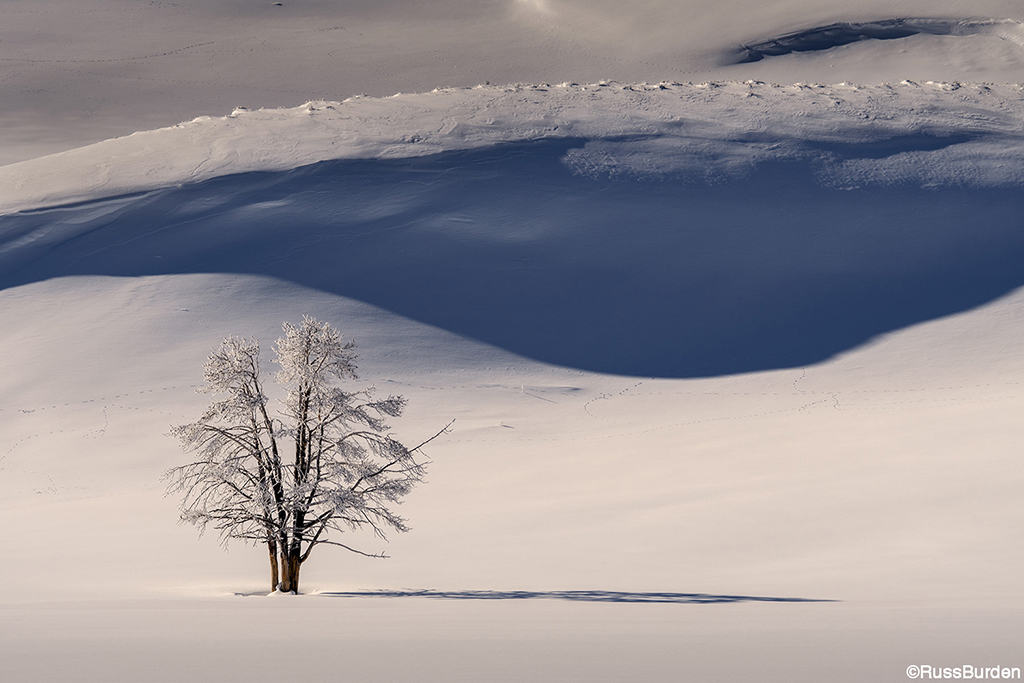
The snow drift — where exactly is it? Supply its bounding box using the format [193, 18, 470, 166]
[2, 77, 1024, 683]
[3, 81, 1024, 376]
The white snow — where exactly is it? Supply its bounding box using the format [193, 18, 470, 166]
[4, 80, 1024, 215]
[2, 1, 1024, 681]
[3, 0, 1024, 165]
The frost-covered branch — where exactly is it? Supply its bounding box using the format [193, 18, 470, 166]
[166, 317, 443, 593]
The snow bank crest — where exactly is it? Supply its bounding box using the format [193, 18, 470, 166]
[2, 80, 1024, 214]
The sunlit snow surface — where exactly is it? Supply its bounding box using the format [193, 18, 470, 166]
[2, 4, 1024, 681]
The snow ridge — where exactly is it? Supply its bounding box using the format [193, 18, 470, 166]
[2, 80, 1024, 215]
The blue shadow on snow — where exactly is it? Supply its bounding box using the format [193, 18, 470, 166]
[2, 139, 1023, 377]
[317, 589, 834, 604]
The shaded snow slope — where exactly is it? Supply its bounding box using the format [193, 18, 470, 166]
[5, 142, 1024, 378]
[3, 82, 1024, 376]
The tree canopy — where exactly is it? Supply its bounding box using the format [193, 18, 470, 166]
[167, 317, 447, 593]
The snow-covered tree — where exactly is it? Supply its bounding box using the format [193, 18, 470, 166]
[166, 317, 446, 593]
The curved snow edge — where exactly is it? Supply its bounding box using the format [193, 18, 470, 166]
[2, 80, 1024, 215]
[729, 17, 1024, 63]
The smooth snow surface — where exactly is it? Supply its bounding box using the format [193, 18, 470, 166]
[3, 1, 1024, 164]
[1, 1, 1023, 681]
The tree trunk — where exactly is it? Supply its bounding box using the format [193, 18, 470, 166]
[288, 550, 302, 594]
[278, 548, 302, 593]
[267, 537, 279, 592]
[279, 549, 292, 592]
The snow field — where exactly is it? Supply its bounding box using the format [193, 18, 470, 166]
[3, 1, 1024, 680]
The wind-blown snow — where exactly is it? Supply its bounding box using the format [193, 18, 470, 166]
[3, 80, 1024, 215]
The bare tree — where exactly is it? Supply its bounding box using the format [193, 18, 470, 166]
[166, 317, 448, 593]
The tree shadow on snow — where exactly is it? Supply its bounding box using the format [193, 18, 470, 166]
[3, 139, 1024, 377]
[317, 589, 834, 604]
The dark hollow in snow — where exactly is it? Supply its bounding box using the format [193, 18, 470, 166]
[3, 138, 1024, 378]
[729, 18, 1007, 63]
